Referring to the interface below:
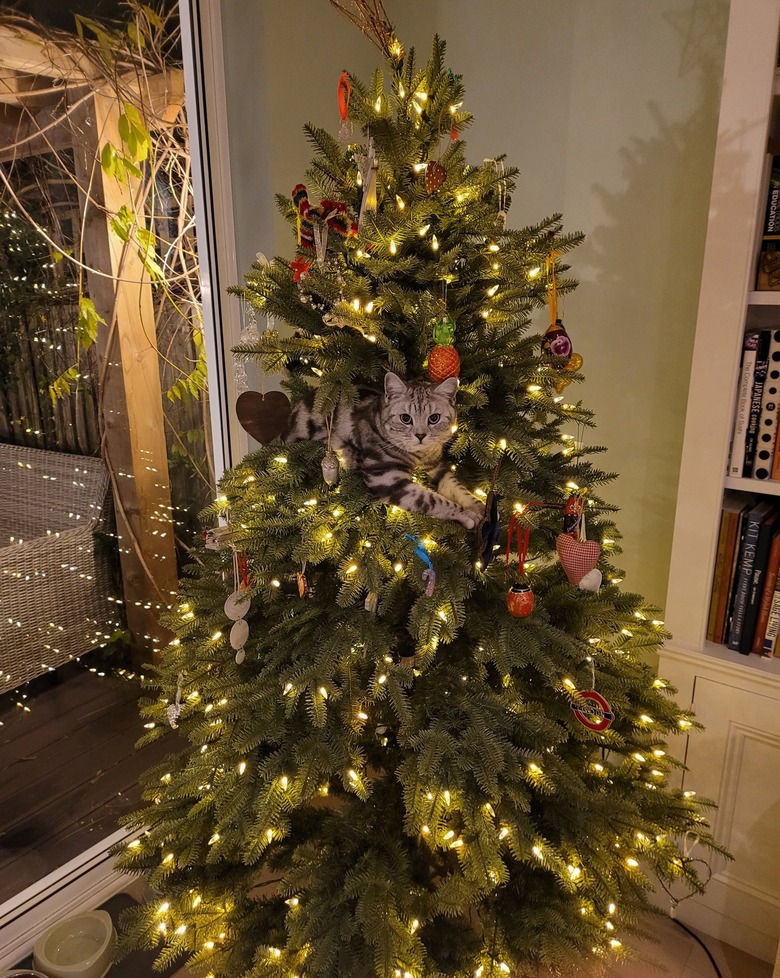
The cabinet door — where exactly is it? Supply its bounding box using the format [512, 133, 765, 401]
[684, 676, 780, 961]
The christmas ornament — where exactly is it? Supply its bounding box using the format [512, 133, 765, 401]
[230, 618, 249, 650]
[364, 591, 379, 613]
[425, 160, 447, 194]
[477, 490, 501, 566]
[562, 493, 584, 537]
[203, 525, 236, 550]
[227, 550, 252, 663]
[556, 513, 601, 588]
[541, 319, 573, 364]
[506, 581, 534, 618]
[292, 183, 357, 254]
[543, 247, 583, 390]
[427, 315, 460, 382]
[493, 159, 509, 227]
[290, 256, 312, 282]
[570, 690, 614, 732]
[505, 510, 534, 617]
[167, 672, 184, 728]
[578, 568, 603, 592]
[235, 389, 291, 444]
[337, 70, 352, 142]
[357, 136, 378, 230]
[224, 590, 251, 620]
[321, 449, 340, 485]
[405, 534, 436, 595]
[297, 570, 309, 598]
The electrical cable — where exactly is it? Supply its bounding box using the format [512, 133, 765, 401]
[671, 916, 724, 978]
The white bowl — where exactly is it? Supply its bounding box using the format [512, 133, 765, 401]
[0, 971, 50, 977]
[33, 910, 115, 978]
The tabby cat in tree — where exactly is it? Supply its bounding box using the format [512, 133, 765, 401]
[284, 373, 484, 528]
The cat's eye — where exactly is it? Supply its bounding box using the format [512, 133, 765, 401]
[428, 413, 441, 425]
[400, 413, 413, 424]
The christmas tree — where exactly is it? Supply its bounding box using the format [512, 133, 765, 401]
[118, 24, 722, 978]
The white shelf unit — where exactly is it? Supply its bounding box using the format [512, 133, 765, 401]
[661, 0, 780, 966]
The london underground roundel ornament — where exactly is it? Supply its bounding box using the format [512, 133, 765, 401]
[571, 690, 614, 732]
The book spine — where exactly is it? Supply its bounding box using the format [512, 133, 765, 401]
[752, 329, 780, 479]
[765, 584, 780, 655]
[728, 514, 762, 651]
[743, 331, 771, 477]
[752, 532, 780, 654]
[707, 510, 731, 642]
[763, 156, 780, 235]
[730, 334, 760, 477]
[740, 515, 776, 653]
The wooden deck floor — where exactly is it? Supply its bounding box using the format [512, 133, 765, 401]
[0, 661, 175, 903]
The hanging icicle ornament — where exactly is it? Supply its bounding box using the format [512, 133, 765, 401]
[234, 255, 269, 394]
[494, 159, 508, 228]
[505, 508, 536, 617]
[405, 534, 436, 596]
[542, 247, 583, 391]
[357, 136, 378, 230]
[426, 314, 460, 382]
[167, 672, 184, 728]
[337, 70, 352, 142]
[321, 414, 340, 485]
[556, 511, 602, 591]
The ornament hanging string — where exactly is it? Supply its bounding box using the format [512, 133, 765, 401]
[546, 248, 559, 325]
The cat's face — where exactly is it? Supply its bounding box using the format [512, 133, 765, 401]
[381, 373, 457, 455]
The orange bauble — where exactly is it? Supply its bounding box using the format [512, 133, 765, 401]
[427, 345, 461, 382]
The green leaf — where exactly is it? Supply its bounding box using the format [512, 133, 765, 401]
[76, 296, 105, 350]
[142, 5, 164, 29]
[100, 142, 116, 176]
[127, 21, 146, 48]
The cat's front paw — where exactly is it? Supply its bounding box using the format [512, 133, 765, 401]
[458, 507, 481, 530]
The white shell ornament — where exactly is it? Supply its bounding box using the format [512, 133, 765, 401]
[321, 449, 340, 485]
[230, 618, 250, 649]
[224, 590, 251, 620]
[235, 648, 246, 665]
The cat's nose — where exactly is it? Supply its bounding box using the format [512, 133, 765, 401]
[415, 433, 425, 443]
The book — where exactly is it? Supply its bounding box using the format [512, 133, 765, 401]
[727, 499, 774, 651]
[751, 527, 780, 654]
[762, 156, 780, 235]
[708, 493, 745, 641]
[721, 497, 757, 644]
[763, 574, 780, 655]
[756, 239, 780, 291]
[752, 329, 780, 479]
[729, 333, 760, 477]
[739, 503, 780, 653]
[743, 330, 772, 477]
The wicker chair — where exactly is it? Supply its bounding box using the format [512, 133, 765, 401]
[0, 444, 117, 694]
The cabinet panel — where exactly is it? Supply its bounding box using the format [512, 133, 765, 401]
[682, 676, 780, 959]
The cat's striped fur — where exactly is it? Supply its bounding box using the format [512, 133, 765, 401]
[284, 373, 483, 528]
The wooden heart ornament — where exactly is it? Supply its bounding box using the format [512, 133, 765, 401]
[236, 390, 291, 444]
[556, 532, 601, 586]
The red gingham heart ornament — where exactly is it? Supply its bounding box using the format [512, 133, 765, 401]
[556, 532, 600, 586]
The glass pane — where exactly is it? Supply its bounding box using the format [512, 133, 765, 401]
[0, 3, 213, 905]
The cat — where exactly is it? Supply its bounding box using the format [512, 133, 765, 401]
[283, 372, 484, 528]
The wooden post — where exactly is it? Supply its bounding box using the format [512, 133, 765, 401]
[71, 87, 179, 659]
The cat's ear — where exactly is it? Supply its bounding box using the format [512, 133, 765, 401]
[384, 373, 407, 397]
[434, 376, 459, 400]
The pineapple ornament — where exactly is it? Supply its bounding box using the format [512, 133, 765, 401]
[426, 314, 460, 382]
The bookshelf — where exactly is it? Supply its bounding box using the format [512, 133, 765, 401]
[660, 0, 780, 966]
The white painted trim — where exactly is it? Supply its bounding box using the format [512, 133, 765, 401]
[179, 0, 248, 477]
[0, 828, 134, 970]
